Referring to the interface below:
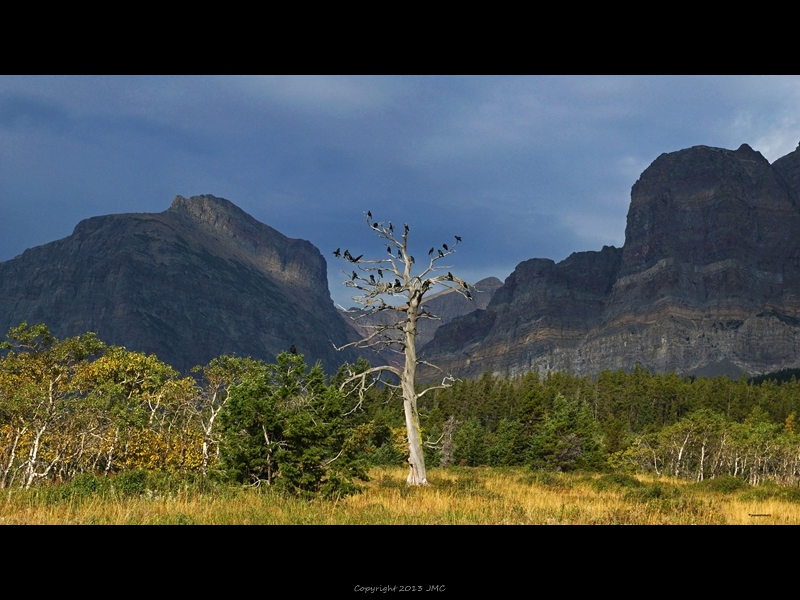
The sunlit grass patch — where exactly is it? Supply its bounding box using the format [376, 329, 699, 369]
[4, 467, 800, 524]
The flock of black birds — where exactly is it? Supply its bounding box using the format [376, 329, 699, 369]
[333, 212, 471, 300]
[335, 239, 457, 269]
[334, 215, 459, 269]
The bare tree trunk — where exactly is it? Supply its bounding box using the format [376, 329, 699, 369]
[439, 416, 457, 468]
[105, 428, 118, 475]
[334, 215, 472, 486]
[0, 426, 25, 490]
[201, 391, 222, 477]
[403, 300, 427, 485]
[674, 429, 692, 478]
[697, 439, 706, 482]
[23, 425, 47, 489]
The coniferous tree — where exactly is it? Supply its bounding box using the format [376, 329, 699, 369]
[217, 352, 372, 498]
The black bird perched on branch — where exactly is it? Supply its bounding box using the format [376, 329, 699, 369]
[389, 223, 394, 232]
[428, 248, 434, 256]
[290, 345, 297, 355]
[351, 271, 358, 280]
[455, 235, 462, 242]
[387, 246, 392, 255]
[333, 248, 341, 257]
[377, 269, 383, 278]
[370, 274, 376, 283]
[344, 250, 352, 260]
[367, 211, 372, 219]
[438, 250, 444, 258]
[351, 254, 363, 262]
[404, 223, 409, 233]
[372, 223, 379, 229]
[443, 243, 448, 251]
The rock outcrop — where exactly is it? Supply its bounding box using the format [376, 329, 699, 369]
[422, 143, 800, 379]
[0, 195, 361, 372]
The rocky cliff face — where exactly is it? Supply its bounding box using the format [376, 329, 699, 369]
[422, 143, 800, 379]
[0, 195, 361, 372]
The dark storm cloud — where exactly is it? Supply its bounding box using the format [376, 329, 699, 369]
[1, 76, 799, 307]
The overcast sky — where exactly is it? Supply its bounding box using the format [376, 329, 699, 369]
[2, 76, 799, 307]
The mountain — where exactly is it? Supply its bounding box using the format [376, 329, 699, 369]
[0, 194, 361, 372]
[421, 143, 800, 379]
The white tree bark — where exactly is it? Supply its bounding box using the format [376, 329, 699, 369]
[335, 215, 471, 485]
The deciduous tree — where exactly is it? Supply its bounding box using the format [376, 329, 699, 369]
[0, 322, 104, 488]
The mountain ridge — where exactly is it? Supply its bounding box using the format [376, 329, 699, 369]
[0, 194, 361, 373]
[421, 143, 800, 380]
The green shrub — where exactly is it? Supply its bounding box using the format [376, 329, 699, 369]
[66, 473, 110, 498]
[694, 475, 748, 494]
[113, 469, 148, 496]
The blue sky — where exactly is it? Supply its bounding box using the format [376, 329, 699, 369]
[2, 76, 799, 307]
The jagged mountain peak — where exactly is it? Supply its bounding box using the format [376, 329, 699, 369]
[422, 142, 800, 380]
[168, 194, 283, 240]
[0, 195, 360, 373]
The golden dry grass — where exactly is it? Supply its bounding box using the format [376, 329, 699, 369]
[3, 467, 800, 524]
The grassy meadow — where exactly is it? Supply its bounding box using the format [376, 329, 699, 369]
[2, 466, 799, 525]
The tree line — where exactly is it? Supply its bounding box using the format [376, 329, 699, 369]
[0, 323, 371, 497]
[5, 321, 800, 495]
[362, 365, 800, 486]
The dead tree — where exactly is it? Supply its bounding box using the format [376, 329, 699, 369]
[334, 213, 474, 485]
